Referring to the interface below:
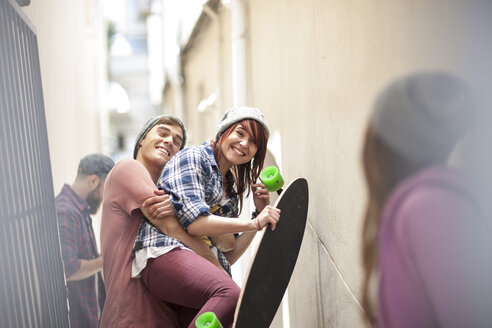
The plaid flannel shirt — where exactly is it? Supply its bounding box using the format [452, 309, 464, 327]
[133, 143, 238, 275]
[56, 184, 105, 328]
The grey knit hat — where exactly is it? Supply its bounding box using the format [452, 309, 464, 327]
[78, 153, 115, 177]
[216, 106, 270, 139]
[372, 71, 476, 164]
[133, 114, 187, 159]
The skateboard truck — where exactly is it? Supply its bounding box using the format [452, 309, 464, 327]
[259, 166, 284, 195]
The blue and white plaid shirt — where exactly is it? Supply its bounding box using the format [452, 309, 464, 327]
[133, 142, 238, 275]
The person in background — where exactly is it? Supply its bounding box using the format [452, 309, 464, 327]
[56, 153, 115, 328]
[360, 71, 492, 327]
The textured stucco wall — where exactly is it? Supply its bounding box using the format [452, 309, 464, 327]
[22, 0, 106, 193]
[182, 7, 233, 146]
[180, 1, 492, 326]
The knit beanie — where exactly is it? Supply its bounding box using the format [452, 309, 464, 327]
[78, 153, 115, 177]
[133, 114, 187, 159]
[371, 71, 476, 164]
[216, 106, 270, 139]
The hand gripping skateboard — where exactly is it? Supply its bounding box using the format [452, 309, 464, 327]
[196, 171, 309, 328]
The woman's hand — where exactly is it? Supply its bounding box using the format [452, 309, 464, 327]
[256, 205, 281, 231]
[141, 189, 175, 221]
[252, 182, 270, 212]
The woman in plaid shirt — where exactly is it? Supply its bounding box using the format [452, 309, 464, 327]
[132, 107, 280, 327]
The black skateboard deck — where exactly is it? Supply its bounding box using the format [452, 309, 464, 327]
[233, 177, 309, 328]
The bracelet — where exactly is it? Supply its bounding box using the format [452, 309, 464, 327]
[256, 217, 261, 231]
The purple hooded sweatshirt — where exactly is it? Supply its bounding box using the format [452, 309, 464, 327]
[377, 166, 492, 328]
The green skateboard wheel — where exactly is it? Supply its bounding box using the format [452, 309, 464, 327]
[195, 312, 223, 328]
[260, 166, 284, 192]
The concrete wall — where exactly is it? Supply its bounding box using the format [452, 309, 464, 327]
[22, 0, 107, 193]
[182, 7, 233, 145]
[173, 1, 492, 326]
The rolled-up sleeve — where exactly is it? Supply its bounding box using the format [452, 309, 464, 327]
[160, 148, 211, 229]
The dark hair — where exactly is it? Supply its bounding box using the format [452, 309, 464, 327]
[212, 119, 268, 212]
[77, 153, 115, 177]
[361, 126, 431, 323]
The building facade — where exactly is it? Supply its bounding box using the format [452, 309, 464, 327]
[163, 1, 492, 326]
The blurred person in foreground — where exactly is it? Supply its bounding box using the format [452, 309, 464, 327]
[99, 115, 226, 327]
[361, 71, 492, 327]
[56, 153, 115, 328]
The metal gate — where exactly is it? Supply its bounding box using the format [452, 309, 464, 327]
[0, 0, 70, 326]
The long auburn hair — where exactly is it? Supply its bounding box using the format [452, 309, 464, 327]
[212, 119, 268, 213]
[361, 126, 424, 323]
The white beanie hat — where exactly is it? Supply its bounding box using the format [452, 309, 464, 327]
[216, 106, 270, 139]
[372, 71, 477, 164]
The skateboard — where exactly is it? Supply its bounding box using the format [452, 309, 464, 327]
[196, 174, 309, 328]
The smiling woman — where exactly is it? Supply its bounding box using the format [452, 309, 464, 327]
[220, 124, 259, 165]
[131, 106, 281, 327]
